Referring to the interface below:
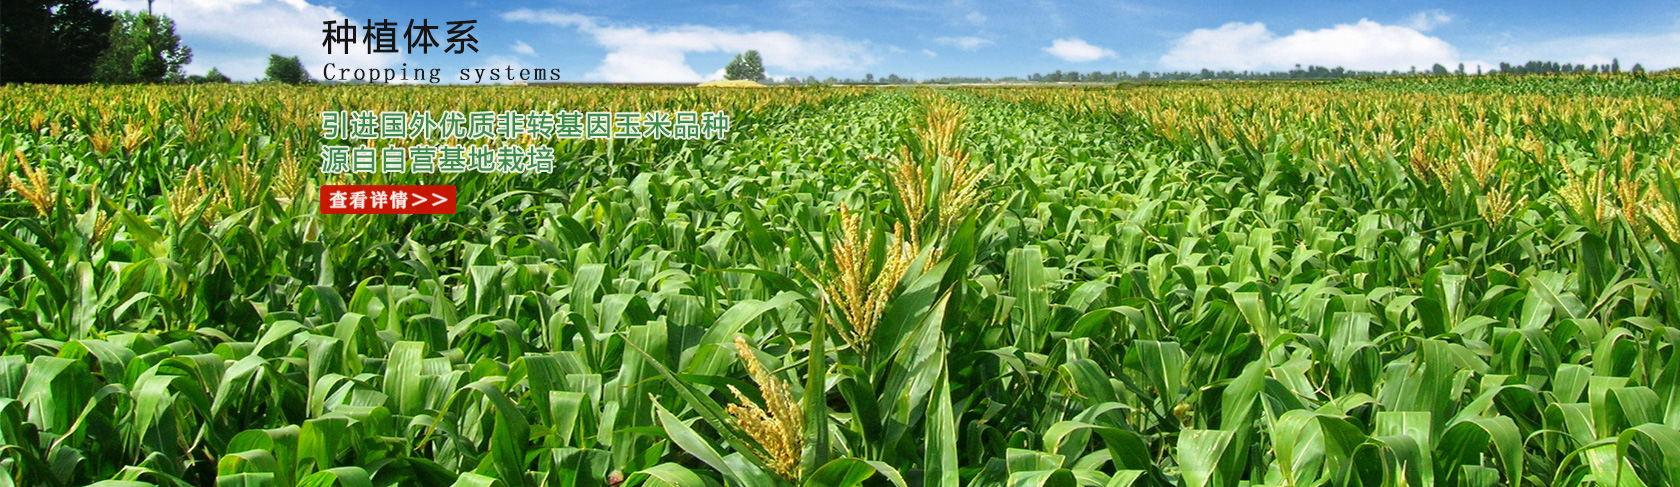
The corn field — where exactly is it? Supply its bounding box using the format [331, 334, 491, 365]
[2, 76, 1680, 487]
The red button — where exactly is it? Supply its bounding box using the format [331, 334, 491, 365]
[319, 185, 456, 214]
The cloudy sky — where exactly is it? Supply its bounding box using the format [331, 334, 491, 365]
[97, 0, 1680, 83]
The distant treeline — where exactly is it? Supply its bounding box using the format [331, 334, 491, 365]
[768, 59, 1657, 85]
[1, 0, 195, 84]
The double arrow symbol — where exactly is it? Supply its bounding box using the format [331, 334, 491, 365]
[319, 185, 457, 215]
[409, 192, 449, 207]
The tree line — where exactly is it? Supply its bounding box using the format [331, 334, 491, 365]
[1016, 60, 1645, 82]
[760, 59, 1657, 85]
[1, 1, 317, 85]
[0, 0, 209, 84]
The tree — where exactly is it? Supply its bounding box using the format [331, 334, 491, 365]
[94, 12, 191, 83]
[1633, 63, 1646, 74]
[723, 50, 766, 81]
[1431, 63, 1449, 75]
[740, 50, 765, 81]
[724, 54, 746, 80]
[188, 67, 231, 84]
[264, 55, 309, 84]
[1, 0, 115, 83]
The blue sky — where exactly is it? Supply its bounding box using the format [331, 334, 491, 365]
[98, 0, 1680, 82]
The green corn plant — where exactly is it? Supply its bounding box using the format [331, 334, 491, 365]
[1, 76, 1679, 487]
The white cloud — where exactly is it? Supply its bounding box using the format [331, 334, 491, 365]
[512, 40, 536, 56]
[965, 11, 987, 25]
[96, 0, 401, 80]
[922, 49, 938, 57]
[1405, 10, 1454, 31]
[1043, 38, 1115, 62]
[503, 9, 875, 82]
[935, 36, 993, 50]
[1160, 20, 1460, 72]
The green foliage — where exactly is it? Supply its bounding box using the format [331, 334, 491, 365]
[188, 68, 233, 84]
[264, 55, 309, 85]
[0, 0, 114, 83]
[1, 78, 1680, 487]
[93, 12, 191, 84]
[725, 50, 767, 82]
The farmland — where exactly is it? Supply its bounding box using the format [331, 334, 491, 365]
[2, 76, 1680, 487]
